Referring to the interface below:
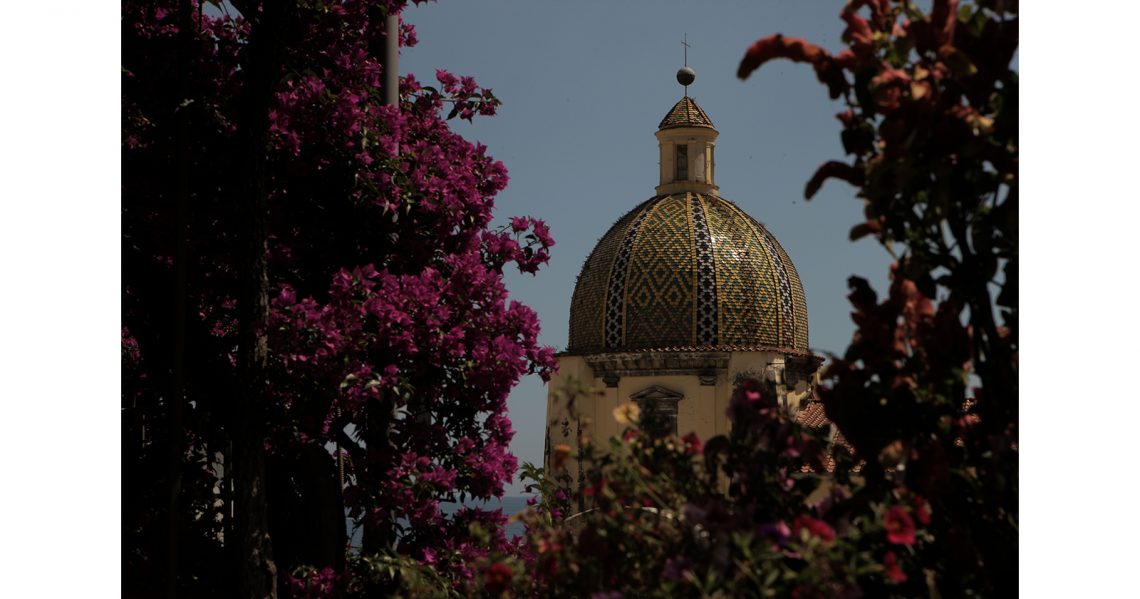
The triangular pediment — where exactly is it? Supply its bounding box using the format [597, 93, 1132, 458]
[629, 385, 684, 402]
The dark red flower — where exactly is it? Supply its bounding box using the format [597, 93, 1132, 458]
[584, 476, 607, 498]
[542, 555, 559, 577]
[930, 0, 959, 47]
[805, 160, 864, 199]
[681, 432, 702, 455]
[482, 562, 513, 595]
[884, 506, 917, 546]
[870, 67, 912, 111]
[791, 586, 827, 599]
[883, 550, 907, 583]
[793, 515, 837, 544]
[913, 495, 932, 525]
[737, 34, 830, 79]
[840, 10, 874, 58]
[849, 219, 882, 241]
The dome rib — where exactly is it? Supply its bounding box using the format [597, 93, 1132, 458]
[567, 193, 808, 354]
[691, 194, 719, 345]
[567, 198, 656, 350]
[722, 201, 798, 350]
[603, 199, 657, 349]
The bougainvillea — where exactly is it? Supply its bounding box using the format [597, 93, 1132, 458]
[122, 0, 555, 595]
[738, 0, 1018, 594]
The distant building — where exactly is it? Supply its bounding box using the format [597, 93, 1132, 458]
[545, 67, 827, 494]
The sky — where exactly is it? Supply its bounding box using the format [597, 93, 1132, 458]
[397, 1, 895, 493]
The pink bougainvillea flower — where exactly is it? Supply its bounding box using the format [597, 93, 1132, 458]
[758, 520, 792, 548]
[884, 506, 917, 546]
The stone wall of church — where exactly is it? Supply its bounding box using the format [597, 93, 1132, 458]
[544, 351, 818, 501]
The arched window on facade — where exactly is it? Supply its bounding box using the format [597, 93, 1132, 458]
[630, 385, 683, 437]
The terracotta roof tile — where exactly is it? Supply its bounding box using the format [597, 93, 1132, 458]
[794, 401, 830, 428]
[559, 344, 820, 359]
[658, 97, 716, 130]
[795, 402, 863, 474]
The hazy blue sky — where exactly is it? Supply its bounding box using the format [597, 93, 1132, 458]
[399, 2, 894, 493]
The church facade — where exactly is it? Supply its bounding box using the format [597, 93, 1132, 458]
[545, 69, 823, 490]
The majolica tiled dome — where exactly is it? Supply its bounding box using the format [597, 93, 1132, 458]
[567, 192, 809, 354]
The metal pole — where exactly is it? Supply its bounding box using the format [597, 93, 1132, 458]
[382, 13, 399, 108]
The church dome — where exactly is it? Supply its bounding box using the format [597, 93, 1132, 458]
[567, 192, 809, 354]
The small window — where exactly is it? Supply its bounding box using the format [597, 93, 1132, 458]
[631, 385, 683, 438]
[675, 144, 688, 181]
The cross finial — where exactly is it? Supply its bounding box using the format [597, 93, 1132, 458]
[676, 35, 696, 96]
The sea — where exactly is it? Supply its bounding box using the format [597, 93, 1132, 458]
[347, 495, 532, 549]
[441, 496, 531, 539]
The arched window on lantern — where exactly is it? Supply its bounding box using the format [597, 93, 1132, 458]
[674, 144, 688, 181]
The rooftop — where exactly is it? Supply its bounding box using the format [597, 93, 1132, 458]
[658, 96, 716, 130]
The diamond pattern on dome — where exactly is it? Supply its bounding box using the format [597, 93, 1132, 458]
[567, 193, 808, 354]
[772, 238, 810, 350]
[702, 197, 778, 347]
[568, 198, 654, 350]
[735, 208, 809, 351]
[603, 201, 654, 348]
[658, 97, 716, 130]
[691, 195, 718, 345]
[747, 213, 797, 348]
[623, 195, 695, 348]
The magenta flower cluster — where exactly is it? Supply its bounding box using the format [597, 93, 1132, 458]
[122, 0, 556, 590]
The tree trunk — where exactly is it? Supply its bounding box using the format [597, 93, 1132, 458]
[268, 445, 347, 584]
[362, 396, 397, 555]
[165, 0, 193, 595]
[234, 2, 291, 597]
[360, 8, 401, 557]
